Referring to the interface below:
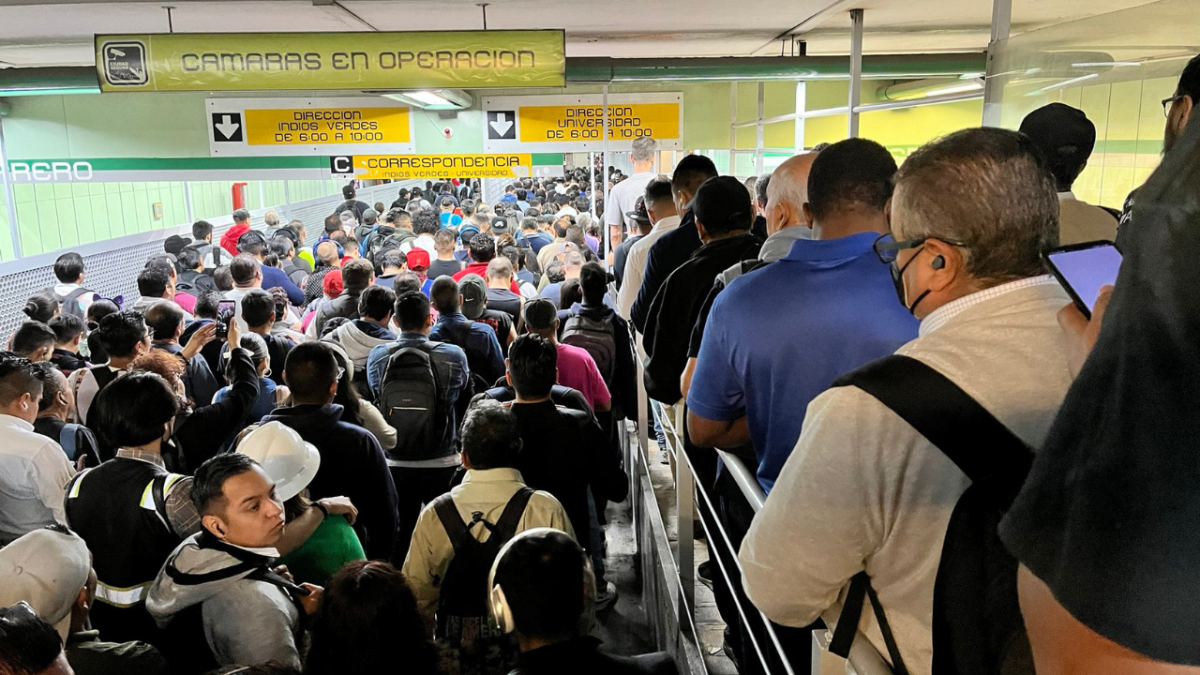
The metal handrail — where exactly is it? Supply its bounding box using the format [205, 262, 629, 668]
[715, 450, 765, 513]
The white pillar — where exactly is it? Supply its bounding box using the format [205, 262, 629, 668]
[755, 82, 765, 175]
[848, 8, 864, 138]
[794, 80, 807, 153]
[982, 0, 1013, 127]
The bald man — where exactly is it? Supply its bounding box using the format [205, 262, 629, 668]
[303, 241, 343, 304]
[680, 150, 821, 398]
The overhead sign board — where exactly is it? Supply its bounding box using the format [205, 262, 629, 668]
[206, 98, 413, 157]
[483, 93, 683, 153]
[96, 30, 565, 92]
[330, 154, 534, 181]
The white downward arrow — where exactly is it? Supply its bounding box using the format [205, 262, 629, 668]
[215, 115, 240, 140]
[490, 112, 513, 136]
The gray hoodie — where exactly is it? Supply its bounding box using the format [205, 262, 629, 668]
[146, 533, 303, 670]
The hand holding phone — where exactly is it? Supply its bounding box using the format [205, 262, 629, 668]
[216, 300, 237, 340]
[1042, 241, 1122, 319]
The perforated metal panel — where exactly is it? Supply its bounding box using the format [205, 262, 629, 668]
[0, 182, 426, 341]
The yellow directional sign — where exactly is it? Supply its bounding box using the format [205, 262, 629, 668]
[96, 30, 565, 92]
[207, 97, 414, 157]
[331, 154, 534, 180]
[244, 107, 411, 147]
[518, 103, 681, 143]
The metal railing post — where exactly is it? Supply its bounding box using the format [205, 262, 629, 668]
[848, 9, 864, 138]
[982, 0, 1013, 126]
[675, 414, 696, 635]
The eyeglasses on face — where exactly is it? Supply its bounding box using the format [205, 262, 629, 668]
[872, 233, 970, 265]
[1163, 94, 1185, 118]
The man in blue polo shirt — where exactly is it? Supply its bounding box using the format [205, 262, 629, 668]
[687, 138, 920, 494]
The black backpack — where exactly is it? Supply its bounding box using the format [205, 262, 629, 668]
[378, 342, 451, 461]
[432, 487, 534, 639]
[368, 228, 416, 265]
[827, 355, 1034, 675]
[560, 311, 617, 385]
[50, 287, 91, 321]
[437, 321, 493, 398]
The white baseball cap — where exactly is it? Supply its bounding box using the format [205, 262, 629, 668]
[236, 422, 321, 502]
[0, 528, 91, 642]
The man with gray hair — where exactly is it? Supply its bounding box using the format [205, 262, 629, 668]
[605, 136, 659, 233]
[740, 128, 1074, 675]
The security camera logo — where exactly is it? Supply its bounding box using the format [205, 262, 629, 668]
[102, 41, 149, 86]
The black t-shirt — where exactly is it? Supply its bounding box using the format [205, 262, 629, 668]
[427, 258, 463, 280]
[486, 287, 522, 322]
[474, 309, 513, 350]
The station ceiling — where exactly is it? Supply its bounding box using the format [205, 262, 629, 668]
[0, 0, 1159, 69]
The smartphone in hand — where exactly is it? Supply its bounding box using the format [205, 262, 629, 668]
[216, 300, 237, 339]
[1042, 241, 1122, 319]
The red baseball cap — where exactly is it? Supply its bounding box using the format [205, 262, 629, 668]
[406, 248, 430, 272]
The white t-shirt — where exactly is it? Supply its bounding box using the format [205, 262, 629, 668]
[605, 172, 656, 230]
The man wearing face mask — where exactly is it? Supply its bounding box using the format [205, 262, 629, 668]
[739, 128, 1075, 675]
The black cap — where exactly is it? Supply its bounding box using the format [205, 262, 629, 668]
[492, 218, 510, 234]
[342, 184, 355, 198]
[164, 234, 192, 256]
[1019, 103, 1096, 161]
[626, 196, 651, 224]
[691, 176, 753, 236]
[237, 230, 267, 250]
[522, 297, 558, 331]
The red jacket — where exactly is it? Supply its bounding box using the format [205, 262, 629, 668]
[219, 222, 251, 256]
[452, 262, 520, 294]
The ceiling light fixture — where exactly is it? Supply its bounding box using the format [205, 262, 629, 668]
[375, 89, 474, 110]
[1034, 73, 1100, 94]
[924, 81, 984, 97]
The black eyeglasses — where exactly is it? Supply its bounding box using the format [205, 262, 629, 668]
[872, 233, 970, 265]
[1163, 95, 1184, 118]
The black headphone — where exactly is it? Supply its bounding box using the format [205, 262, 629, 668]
[931, 255, 945, 270]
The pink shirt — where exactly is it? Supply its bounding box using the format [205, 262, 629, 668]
[555, 343, 611, 410]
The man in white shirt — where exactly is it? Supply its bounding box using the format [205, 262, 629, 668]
[739, 128, 1075, 675]
[606, 137, 659, 235]
[0, 355, 74, 545]
[617, 176, 679, 321]
[50, 252, 98, 317]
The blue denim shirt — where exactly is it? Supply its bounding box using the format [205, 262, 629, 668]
[429, 312, 505, 384]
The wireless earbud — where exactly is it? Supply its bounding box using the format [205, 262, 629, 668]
[931, 255, 945, 270]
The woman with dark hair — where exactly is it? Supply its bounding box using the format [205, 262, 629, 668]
[23, 289, 60, 324]
[83, 299, 120, 364]
[303, 560, 439, 675]
[128, 321, 260, 472]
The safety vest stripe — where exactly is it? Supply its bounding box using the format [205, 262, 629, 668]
[95, 581, 150, 608]
[67, 469, 92, 499]
[164, 474, 185, 493]
[140, 481, 157, 510]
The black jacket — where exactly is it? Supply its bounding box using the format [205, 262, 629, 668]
[310, 286, 367, 337]
[261, 403, 398, 560]
[509, 401, 628, 546]
[169, 348, 259, 473]
[630, 210, 701, 334]
[473, 379, 593, 421]
[512, 637, 675, 675]
[50, 348, 88, 374]
[565, 301, 637, 418]
[642, 233, 762, 404]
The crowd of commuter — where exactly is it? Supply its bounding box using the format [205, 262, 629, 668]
[1, 54, 1198, 675]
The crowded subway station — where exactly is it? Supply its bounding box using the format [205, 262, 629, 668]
[0, 0, 1196, 674]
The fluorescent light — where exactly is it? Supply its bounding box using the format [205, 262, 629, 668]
[405, 90, 453, 106]
[924, 81, 984, 97]
[1035, 73, 1099, 94]
[0, 87, 99, 96]
[375, 89, 473, 110]
[1071, 61, 1140, 67]
[959, 72, 985, 80]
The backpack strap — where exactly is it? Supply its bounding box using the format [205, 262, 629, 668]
[492, 487, 535, 542]
[433, 494, 474, 555]
[151, 473, 187, 538]
[829, 572, 910, 675]
[58, 424, 79, 461]
[833, 355, 1034, 505]
[826, 355, 1035, 675]
[65, 287, 90, 302]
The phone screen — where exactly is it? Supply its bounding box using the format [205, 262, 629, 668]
[1046, 243, 1122, 317]
[216, 301, 237, 321]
